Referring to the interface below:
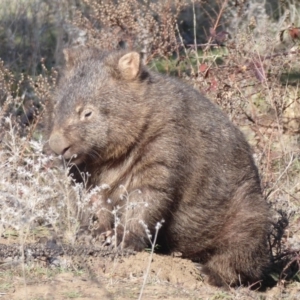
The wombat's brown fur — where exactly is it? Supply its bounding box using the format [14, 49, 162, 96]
[47, 47, 270, 287]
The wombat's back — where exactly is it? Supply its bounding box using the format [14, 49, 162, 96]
[139, 72, 270, 285]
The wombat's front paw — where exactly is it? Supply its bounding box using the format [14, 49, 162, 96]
[98, 230, 115, 247]
[95, 229, 125, 249]
[76, 226, 117, 248]
[117, 230, 148, 251]
[94, 228, 148, 251]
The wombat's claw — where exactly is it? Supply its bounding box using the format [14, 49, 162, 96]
[99, 230, 114, 247]
[98, 231, 127, 251]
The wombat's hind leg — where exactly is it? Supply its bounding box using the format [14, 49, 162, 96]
[202, 248, 268, 287]
[201, 265, 229, 287]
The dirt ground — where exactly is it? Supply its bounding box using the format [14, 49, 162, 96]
[1, 252, 300, 300]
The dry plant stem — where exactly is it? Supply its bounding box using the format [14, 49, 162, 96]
[192, 0, 200, 72]
[18, 227, 31, 293]
[175, 23, 194, 75]
[138, 224, 160, 300]
[62, 161, 85, 239]
[269, 153, 295, 198]
[119, 186, 130, 249]
[204, 0, 229, 52]
[19, 109, 44, 159]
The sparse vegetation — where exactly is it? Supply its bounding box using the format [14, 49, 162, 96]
[1, 0, 300, 299]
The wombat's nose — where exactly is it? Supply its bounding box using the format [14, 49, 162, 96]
[49, 131, 71, 156]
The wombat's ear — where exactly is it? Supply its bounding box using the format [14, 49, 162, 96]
[118, 52, 141, 80]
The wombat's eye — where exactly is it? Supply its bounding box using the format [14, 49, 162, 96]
[81, 108, 93, 120]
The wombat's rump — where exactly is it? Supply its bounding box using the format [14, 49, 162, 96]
[47, 48, 270, 287]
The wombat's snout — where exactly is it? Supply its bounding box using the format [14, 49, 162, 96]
[49, 131, 72, 158]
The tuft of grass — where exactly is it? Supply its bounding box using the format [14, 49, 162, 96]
[63, 291, 83, 299]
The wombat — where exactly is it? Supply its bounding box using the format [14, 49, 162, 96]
[47, 47, 270, 287]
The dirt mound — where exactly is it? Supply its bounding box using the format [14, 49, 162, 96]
[106, 252, 203, 289]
